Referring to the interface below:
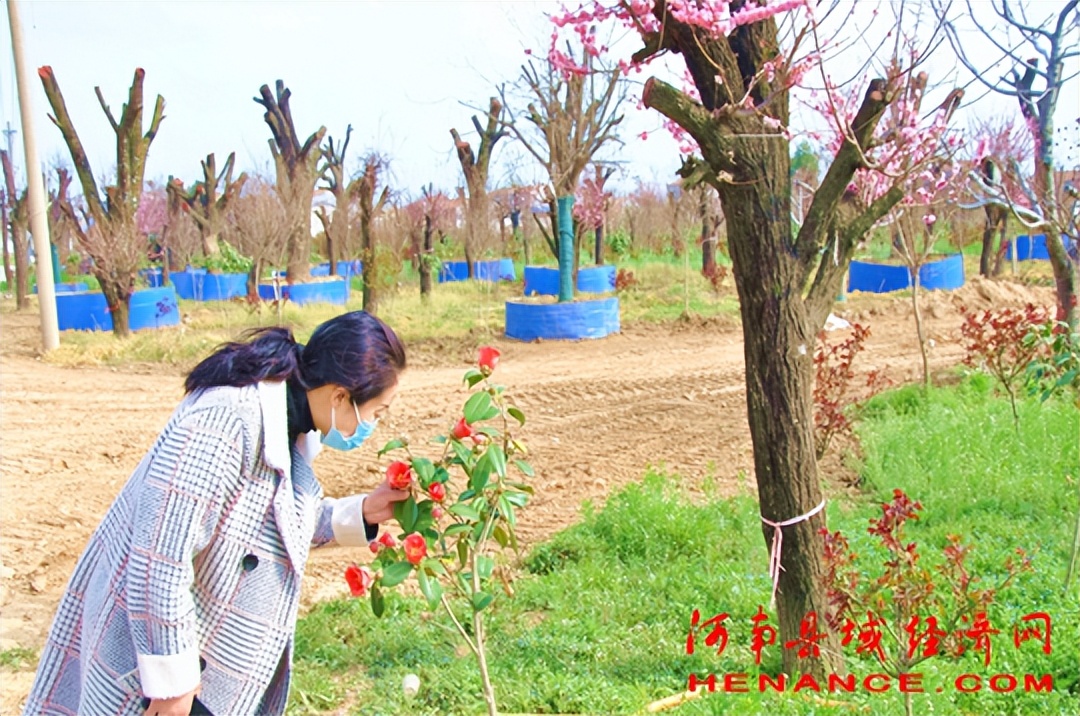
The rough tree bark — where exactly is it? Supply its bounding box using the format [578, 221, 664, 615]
[451, 98, 505, 278]
[39, 66, 164, 337]
[356, 157, 389, 314]
[255, 80, 326, 284]
[638, 4, 907, 677]
[699, 187, 718, 278]
[167, 153, 246, 259]
[1, 151, 30, 309]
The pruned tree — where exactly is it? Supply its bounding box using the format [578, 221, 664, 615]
[401, 186, 454, 300]
[226, 177, 292, 303]
[491, 184, 537, 264]
[556, 0, 964, 678]
[355, 154, 391, 314]
[937, 0, 1080, 324]
[166, 153, 247, 259]
[451, 98, 506, 277]
[254, 80, 326, 283]
[502, 41, 626, 300]
[47, 167, 77, 271]
[1, 150, 30, 308]
[316, 126, 358, 276]
[39, 66, 165, 337]
[965, 114, 1034, 276]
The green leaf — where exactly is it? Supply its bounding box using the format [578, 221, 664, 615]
[443, 523, 471, 536]
[451, 440, 473, 466]
[476, 555, 495, 580]
[509, 480, 535, 493]
[488, 444, 507, 478]
[457, 540, 469, 567]
[493, 525, 509, 549]
[417, 568, 443, 609]
[470, 453, 492, 492]
[378, 438, 406, 456]
[411, 457, 436, 484]
[505, 490, 529, 507]
[448, 502, 482, 521]
[380, 560, 414, 588]
[471, 591, 494, 612]
[371, 585, 385, 617]
[458, 489, 476, 501]
[480, 406, 501, 421]
[498, 494, 517, 528]
[507, 406, 526, 426]
[421, 557, 447, 576]
[393, 497, 419, 533]
[513, 460, 535, 478]
[463, 392, 492, 425]
[463, 368, 485, 388]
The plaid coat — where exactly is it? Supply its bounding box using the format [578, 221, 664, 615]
[24, 381, 375, 715]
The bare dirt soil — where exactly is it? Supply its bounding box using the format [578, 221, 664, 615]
[0, 277, 1054, 713]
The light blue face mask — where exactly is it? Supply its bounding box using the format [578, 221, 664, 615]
[321, 401, 377, 451]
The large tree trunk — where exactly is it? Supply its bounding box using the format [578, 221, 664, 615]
[360, 213, 377, 314]
[1034, 152, 1078, 325]
[720, 172, 841, 679]
[12, 222, 29, 310]
[420, 215, 433, 300]
[980, 205, 1007, 278]
[2, 199, 12, 288]
[98, 272, 132, 337]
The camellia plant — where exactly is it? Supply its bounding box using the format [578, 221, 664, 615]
[344, 346, 532, 716]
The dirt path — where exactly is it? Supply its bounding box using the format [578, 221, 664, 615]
[0, 277, 1053, 712]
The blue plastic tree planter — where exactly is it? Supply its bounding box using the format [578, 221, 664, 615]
[438, 259, 517, 283]
[257, 278, 349, 305]
[505, 297, 620, 341]
[848, 254, 965, 293]
[523, 265, 616, 296]
[56, 286, 181, 332]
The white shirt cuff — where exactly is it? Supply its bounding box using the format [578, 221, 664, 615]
[137, 646, 201, 699]
[331, 494, 375, 546]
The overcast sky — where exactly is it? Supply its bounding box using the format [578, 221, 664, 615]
[1, 1, 1076, 200]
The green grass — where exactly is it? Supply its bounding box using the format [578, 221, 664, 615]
[289, 378, 1079, 715]
[0, 647, 37, 670]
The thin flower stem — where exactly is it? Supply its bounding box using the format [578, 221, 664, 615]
[439, 593, 479, 658]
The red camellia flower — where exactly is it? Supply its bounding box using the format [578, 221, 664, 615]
[431, 506, 444, 520]
[386, 461, 413, 490]
[377, 532, 398, 549]
[368, 541, 381, 554]
[452, 417, 475, 440]
[345, 564, 375, 597]
[428, 482, 447, 502]
[403, 533, 427, 565]
[477, 346, 501, 374]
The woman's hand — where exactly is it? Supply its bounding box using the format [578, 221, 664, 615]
[144, 687, 198, 715]
[362, 480, 410, 524]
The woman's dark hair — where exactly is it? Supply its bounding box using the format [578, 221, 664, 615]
[185, 311, 406, 406]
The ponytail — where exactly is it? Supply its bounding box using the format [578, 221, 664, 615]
[185, 327, 306, 394]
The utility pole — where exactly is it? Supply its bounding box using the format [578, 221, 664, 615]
[7, 0, 59, 350]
